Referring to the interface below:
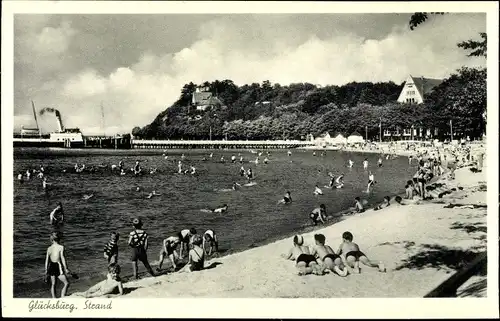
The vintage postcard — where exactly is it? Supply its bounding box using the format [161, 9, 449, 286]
[2, 1, 499, 318]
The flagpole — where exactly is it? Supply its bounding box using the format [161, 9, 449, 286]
[379, 118, 382, 143]
[450, 119, 453, 141]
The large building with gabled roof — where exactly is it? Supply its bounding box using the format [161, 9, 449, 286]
[397, 75, 443, 104]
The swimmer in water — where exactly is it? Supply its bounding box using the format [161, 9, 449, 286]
[246, 168, 254, 181]
[190, 166, 196, 175]
[278, 191, 292, 204]
[288, 150, 292, 157]
[231, 155, 236, 163]
[146, 190, 161, 199]
[26, 170, 31, 180]
[120, 169, 126, 176]
[209, 153, 213, 158]
[232, 182, 241, 190]
[49, 202, 64, 225]
[313, 151, 316, 156]
[363, 159, 368, 170]
[82, 193, 94, 200]
[239, 156, 243, 163]
[220, 156, 225, 163]
[213, 204, 228, 213]
[181, 154, 186, 160]
[314, 185, 324, 196]
[240, 166, 245, 177]
[378, 158, 383, 167]
[133, 161, 141, 176]
[348, 160, 354, 168]
[335, 174, 345, 188]
[17, 172, 24, 183]
[254, 157, 259, 164]
[264, 157, 268, 164]
[367, 172, 375, 193]
[177, 161, 182, 174]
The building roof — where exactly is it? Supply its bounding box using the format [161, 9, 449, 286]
[192, 91, 222, 106]
[411, 76, 443, 96]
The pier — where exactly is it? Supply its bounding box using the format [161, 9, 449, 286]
[131, 139, 315, 149]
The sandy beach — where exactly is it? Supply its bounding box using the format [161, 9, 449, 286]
[80, 162, 487, 298]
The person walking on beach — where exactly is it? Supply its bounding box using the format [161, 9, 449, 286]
[49, 202, 64, 225]
[157, 236, 181, 272]
[310, 204, 327, 225]
[281, 235, 325, 276]
[336, 231, 386, 274]
[310, 234, 348, 277]
[103, 232, 119, 265]
[128, 218, 155, 279]
[45, 231, 71, 298]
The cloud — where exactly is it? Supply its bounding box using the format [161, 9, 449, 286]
[14, 13, 486, 135]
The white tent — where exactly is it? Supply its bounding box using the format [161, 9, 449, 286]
[314, 132, 332, 144]
[332, 134, 347, 144]
[347, 132, 365, 144]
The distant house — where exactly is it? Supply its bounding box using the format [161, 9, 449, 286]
[314, 132, 333, 146]
[347, 132, 365, 144]
[191, 86, 223, 111]
[397, 75, 443, 104]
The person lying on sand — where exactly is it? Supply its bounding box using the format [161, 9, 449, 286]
[310, 234, 348, 277]
[337, 231, 386, 274]
[76, 264, 124, 298]
[178, 235, 205, 273]
[281, 235, 325, 276]
[374, 196, 390, 211]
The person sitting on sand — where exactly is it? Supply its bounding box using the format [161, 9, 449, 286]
[310, 234, 348, 277]
[178, 228, 197, 259]
[49, 202, 64, 225]
[128, 218, 156, 279]
[314, 185, 324, 196]
[78, 263, 124, 298]
[374, 196, 390, 211]
[278, 191, 292, 204]
[405, 180, 415, 199]
[337, 231, 386, 274]
[45, 231, 71, 298]
[202, 229, 219, 256]
[213, 204, 228, 213]
[281, 235, 325, 276]
[157, 236, 181, 271]
[310, 204, 327, 225]
[178, 235, 205, 273]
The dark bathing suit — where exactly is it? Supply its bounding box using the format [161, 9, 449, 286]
[178, 231, 191, 244]
[130, 230, 148, 262]
[284, 197, 291, 204]
[323, 253, 340, 262]
[190, 249, 204, 271]
[296, 254, 317, 266]
[345, 251, 365, 260]
[47, 261, 62, 276]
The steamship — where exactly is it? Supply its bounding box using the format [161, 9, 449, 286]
[13, 102, 85, 148]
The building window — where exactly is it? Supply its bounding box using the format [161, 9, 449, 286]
[403, 129, 411, 136]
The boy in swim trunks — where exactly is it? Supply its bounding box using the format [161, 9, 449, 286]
[337, 231, 386, 274]
[310, 204, 326, 225]
[354, 197, 365, 213]
[202, 229, 219, 256]
[281, 235, 325, 276]
[310, 234, 348, 276]
[178, 228, 197, 259]
[157, 236, 180, 271]
[45, 231, 71, 298]
[103, 232, 119, 265]
[374, 196, 390, 211]
[128, 218, 156, 279]
[179, 235, 205, 273]
[49, 202, 64, 225]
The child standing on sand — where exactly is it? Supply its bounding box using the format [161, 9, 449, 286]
[103, 232, 119, 265]
[45, 231, 71, 298]
[337, 231, 386, 274]
[128, 218, 156, 279]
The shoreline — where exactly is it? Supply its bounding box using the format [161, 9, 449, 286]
[69, 159, 487, 298]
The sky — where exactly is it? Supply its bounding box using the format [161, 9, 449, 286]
[13, 13, 486, 135]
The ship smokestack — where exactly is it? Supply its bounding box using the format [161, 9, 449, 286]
[40, 107, 64, 132]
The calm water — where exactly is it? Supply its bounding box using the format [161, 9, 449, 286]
[12, 147, 416, 297]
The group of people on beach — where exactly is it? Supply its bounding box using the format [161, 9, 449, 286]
[282, 232, 386, 276]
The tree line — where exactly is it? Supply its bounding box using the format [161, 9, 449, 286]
[132, 66, 485, 141]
